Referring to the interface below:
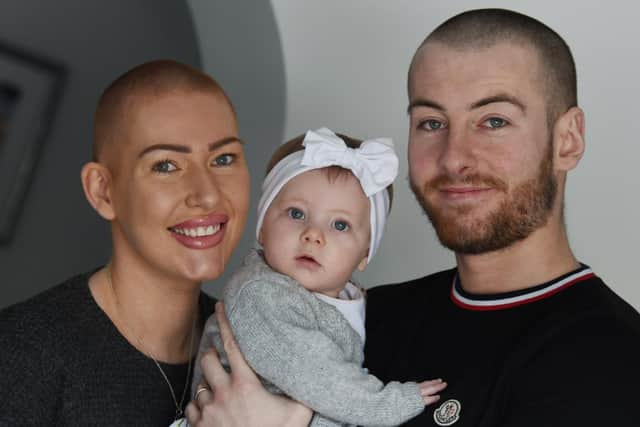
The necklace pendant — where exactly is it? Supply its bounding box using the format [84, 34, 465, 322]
[169, 417, 187, 427]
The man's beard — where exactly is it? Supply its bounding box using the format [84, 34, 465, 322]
[410, 144, 557, 255]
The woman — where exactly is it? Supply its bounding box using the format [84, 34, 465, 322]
[0, 60, 249, 426]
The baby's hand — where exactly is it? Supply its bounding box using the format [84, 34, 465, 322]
[419, 379, 447, 405]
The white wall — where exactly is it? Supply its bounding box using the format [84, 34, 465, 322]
[269, 0, 640, 309]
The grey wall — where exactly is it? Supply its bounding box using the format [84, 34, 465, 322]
[186, 0, 286, 296]
[0, 1, 201, 309]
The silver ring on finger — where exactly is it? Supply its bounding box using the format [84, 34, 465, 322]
[194, 385, 210, 401]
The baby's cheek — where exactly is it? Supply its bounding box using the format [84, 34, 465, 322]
[336, 236, 368, 263]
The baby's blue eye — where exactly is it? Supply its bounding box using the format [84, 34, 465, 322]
[214, 153, 235, 166]
[333, 220, 349, 232]
[288, 207, 305, 220]
[152, 160, 177, 173]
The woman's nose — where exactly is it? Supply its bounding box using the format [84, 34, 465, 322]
[185, 169, 222, 210]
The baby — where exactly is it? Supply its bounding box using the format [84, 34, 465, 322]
[193, 128, 446, 426]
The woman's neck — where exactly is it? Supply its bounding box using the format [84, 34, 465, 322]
[90, 260, 202, 363]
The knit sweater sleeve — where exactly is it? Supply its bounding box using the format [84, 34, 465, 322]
[0, 316, 61, 424]
[226, 278, 425, 427]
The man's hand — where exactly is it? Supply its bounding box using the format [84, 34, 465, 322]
[185, 302, 312, 427]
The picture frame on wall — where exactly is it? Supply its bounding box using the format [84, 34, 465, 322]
[0, 42, 65, 243]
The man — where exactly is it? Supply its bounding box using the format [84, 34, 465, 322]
[187, 9, 640, 427]
[363, 8, 640, 426]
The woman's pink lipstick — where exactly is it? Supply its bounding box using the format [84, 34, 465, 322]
[168, 213, 228, 249]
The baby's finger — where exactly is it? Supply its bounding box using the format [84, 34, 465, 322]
[419, 379, 447, 397]
[418, 378, 446, 388]
[422, 394, 442, 406]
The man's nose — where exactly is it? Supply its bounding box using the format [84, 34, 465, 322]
[439, 125, 477, 176]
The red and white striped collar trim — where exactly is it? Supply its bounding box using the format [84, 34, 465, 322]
[451, 267, 595, 311]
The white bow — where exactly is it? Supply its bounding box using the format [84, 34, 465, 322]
[301, 128, 398, 197]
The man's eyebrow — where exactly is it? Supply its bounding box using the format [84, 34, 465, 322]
[469, 94, 526, 113]
[209, 136, 243, 151]
[407, 98, 446, 114]
[137, 137, 244, 158]
[407, 94, 527, 114]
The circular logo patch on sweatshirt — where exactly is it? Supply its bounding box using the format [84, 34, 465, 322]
[433, 399, 461, 426]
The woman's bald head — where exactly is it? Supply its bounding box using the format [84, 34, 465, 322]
[92, 59, 234, 163]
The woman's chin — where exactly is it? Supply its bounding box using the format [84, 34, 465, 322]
[177, 260, 227, 284]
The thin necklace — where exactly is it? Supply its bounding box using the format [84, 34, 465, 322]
[106, 265, 196, 421]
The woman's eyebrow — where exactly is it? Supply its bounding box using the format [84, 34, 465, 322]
[209, 137, 244, 151]
[137, 137, 244, 158]
[138, 144, 190, 158]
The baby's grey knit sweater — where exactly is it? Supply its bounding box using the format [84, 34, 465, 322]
[193, 249, 425, 426]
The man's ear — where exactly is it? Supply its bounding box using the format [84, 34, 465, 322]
[81, 162, 116, 220]
[553, 106, 585, 172]
[356, 256, 368, 272]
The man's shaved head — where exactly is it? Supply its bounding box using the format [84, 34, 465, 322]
[409, 8, 577, 126]
[93, 59, 233, 162]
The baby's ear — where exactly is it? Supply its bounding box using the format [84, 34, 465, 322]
[356, 256, 368, 272]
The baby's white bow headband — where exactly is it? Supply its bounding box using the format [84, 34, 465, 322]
[256, 127, 399, 262]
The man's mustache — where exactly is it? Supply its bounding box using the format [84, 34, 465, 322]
[424, 173, 508, 193]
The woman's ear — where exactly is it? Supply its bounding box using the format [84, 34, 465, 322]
[81, 162, 116, 220]
[553, 106, 585, 172]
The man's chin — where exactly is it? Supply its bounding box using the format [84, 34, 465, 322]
[436, 234, 503, 255]
[425, 204, 520, 254]
[430, 209, 549, 255]
[431, 222, 494, 255]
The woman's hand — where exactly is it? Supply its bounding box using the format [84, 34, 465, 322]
[185, 302, 312, 427]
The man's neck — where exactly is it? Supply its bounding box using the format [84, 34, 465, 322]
[455, 222, 580, 295]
